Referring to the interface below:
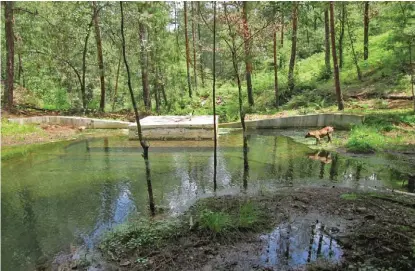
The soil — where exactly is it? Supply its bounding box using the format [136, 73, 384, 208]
[50, 187, 415, 271]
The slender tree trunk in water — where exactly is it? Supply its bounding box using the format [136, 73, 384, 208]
[4, 1, 14, 110]
[92, 1, 106, 112]
[273, 31, 279, 108]
[191, 2, 197, 90]
[197, 2, 205, 88]
[139, 22, 151, 110]
[112, 51, 122, 111]
[242, 1, 254, 107]
[288, 3, 298, 93]
[324, 9, 331, 75]
[224, 4, 249, 189]
[339, 3, 345, 69]
[363, 1, 369, 60]
[184, 2, 192, 98]
[346, 10, 362, 81]
[212, 1, 217, 191]
[120, 2, 155, 216]
[330, 2, 344, 111]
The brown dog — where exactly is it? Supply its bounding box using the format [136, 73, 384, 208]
[305, 126, 334, 145]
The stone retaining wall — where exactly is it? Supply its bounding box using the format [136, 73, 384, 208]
[219, 113, 364, 130]
[8, 116, 130, 129]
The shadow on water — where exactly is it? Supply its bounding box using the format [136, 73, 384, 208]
[260, 219, 342, 269]
[1, 132, 414, 271]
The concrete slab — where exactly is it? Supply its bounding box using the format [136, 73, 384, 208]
[219, 113, 364, 130]
[129, 115, 219, 140]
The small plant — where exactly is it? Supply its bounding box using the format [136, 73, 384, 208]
[198, 210, 232, 234]
[238, 202, 259, 229]
[340, 193, 358, 200]
[346, 125, 385, 153]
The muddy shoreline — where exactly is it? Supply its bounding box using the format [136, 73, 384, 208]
[48, 187, 415, 271]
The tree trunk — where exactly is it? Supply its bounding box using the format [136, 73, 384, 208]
[197, 2, 205, 88]
[346, 9, 362, 81]
[191, 2, 197, 90]
[4, 1, 14, 110]
[280, 13, 284, 47]
[184, 2, 192, 98]
[330, 2, 344, 111]
[273, 31, 279, 108]
[120, 2, 155, 216]
[82, 20, 93, 109]
[242, 1, 254, 106]
[339, 3, 345, 69]
[18, 53, 25, 87]
[324, 8, 331, 75]
[363, 2, 369, 60]
[410, 43, 415, 112]
[288, 3, 298, 92]
[213, 1, 217, 191]
[139, 22, 151, 110]
[92, 2, 106, 112]
[112, 51, 122, 111]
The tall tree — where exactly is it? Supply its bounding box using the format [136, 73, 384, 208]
[212, 1, 217, 191]
[139, 21, 151, 110]
[288, 2, 298, 92]
[191, 2, 197, 90]
[184, 2, 192, 98]
[324, 8, 331, 76]
[242, 1, 254, 106]
[120, 1, 155, 216]
[346, 8, 362, 81]
[330, 2, 344, 110]
[339, 3, 346, 69]
[197, 2, 205, 88]
[363, 2, 369, 60]
[92, 1, 106, 112]
[81, 18, 94, 109]
[4, 1, 14, 110]
[273, 29, 279, 108]
[112, 51, 122, 111]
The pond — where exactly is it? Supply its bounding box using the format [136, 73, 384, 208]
[1, 130, 414, 271]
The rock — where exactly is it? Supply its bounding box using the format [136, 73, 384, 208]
[356, 207, 367, 213]
[78, 126, 86, 132]
[330, 227, 340, 233]
[120, 260, 131, 267]
[364, 214, 376, 220]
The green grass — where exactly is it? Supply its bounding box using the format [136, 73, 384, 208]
[340, 193, 358, 200]
[238, 202, 260, 229]
[1, 118, 44, 136]
[198, 210, 233, 234]
[346, 126, 387, 153]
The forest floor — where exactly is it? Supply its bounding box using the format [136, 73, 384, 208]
[50, 187, 415, 271]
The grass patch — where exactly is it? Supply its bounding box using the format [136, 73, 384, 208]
[1, 118, 44, 137]
[199, 210, 233, 234]
[340, 193, 358, 200]
[346, 126, 386, 153]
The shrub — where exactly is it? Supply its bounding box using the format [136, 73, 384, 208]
[198, 210, 232, 234]
[346, 126, 386, 153]
[238, 202, 259, 229]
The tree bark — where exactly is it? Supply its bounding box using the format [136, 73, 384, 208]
[213, 1, 217, 191]
[139, 22, 151, 110]
[81, 20, 93, 109]
[92, 2, 106, 112]
[280, 13, 284, 47]
[120, 2, 155, 216]
[18, 53, 25, 87]
[288, 3, 298, 92]
[346, 9, 362, 81]
[112, 51, 122, 111]
[184, 2, 192, 98]
[273, 31, 279, 108]
[330, 2, 344, 111]
[191, 2, 197, 90]
[242, 1, 254, 106]
[363, 2, 369, 60]
[197, 2, 205, 88]
[324, 8, 331, 75]
[4, 1, 14, 110]
[339, 3, 345, 69]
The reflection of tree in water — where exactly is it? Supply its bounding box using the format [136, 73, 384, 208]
[329, 154, 339, 181]
[355, 163, 362, 182]
[285, 137, 294, 184]
[319, 162, 326, 179]
[271, 136, 278, 175]
[243, 134, 250, 190]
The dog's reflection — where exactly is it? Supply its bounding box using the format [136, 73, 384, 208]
[307, 150, 332, 164]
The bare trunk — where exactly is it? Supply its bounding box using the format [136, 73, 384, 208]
[330, 2, 344, 111]
[280, 13, 284, 47]
[139, 22, 151, 110]
[410, 43, 415, 112]
[191, 2, 197, 90]
[363, 2, 369, 60]
[346, 9, 362, 81]
[242, 1, 254, 106]
[184, 2, 192, 98]
[4, 2, 14, 110]
[324, 9, 331, 75]
[273, 31, 279, 108]
[120, 2, 155, 216]
[213, 1, 217, 191]
[339, 3, 345, 69]
[92, 2, 106, 112]
[112, 51, 122, 111]
[18, 53, 24, 87]
[82, 20, 93, 109]
[288, 3, 298, 92]
[197, 2, 205, 88]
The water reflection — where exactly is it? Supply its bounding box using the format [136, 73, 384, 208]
[260, 220, 342, 269]
[1, 132, 413, 271]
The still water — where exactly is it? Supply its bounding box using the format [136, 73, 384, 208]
[1, 131, 413, 270]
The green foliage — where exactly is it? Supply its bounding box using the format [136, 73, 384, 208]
[1, 118, 44, 137]
[198, 210, 232, 234]
[238, 202, 259, 229]
[346, 126, 386, 153]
